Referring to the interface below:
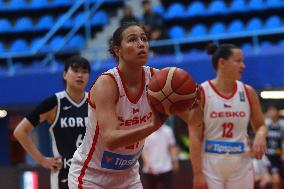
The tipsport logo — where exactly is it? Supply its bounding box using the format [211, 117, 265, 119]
[101, 150, 141, 170]
[205, 140, 244, 154]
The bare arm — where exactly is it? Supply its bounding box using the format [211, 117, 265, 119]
[13, 107, 61, 171]
[177, 91, 207, 189]
[169, 144, 179, 173]
[141, 148, 153, 173]
[92, 75, 166, 151]
[246, 85, 267, 159]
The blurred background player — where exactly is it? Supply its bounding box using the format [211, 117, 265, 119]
[265, 106, 284, 189]
[189, 43, 268, 189]
[141, 0, 164, 36]
[141, 123, 179, 189]
[68, 22, 167, 189]
[119, 5, 139, 26]
[253, 155, 272, 189]
[13, 56, 91, 189]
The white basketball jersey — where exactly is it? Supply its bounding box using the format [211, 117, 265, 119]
[201, 80, 251, 154]
[73, 66, 154, 174]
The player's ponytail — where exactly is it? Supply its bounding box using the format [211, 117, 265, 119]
[206, 43, 218, 55]
[206, 43, 239, 70]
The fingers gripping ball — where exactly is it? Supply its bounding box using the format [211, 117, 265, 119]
[147, 67, 197, 115]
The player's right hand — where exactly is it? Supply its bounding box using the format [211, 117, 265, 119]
[39, 156, 62, 171]
[193, 174, 208, 189]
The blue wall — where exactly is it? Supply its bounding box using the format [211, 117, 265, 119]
[1, 52, 284, 107]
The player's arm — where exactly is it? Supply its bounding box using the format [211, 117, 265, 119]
[141, 144, 153, 173]
[91, 75, 167, 151]
[245, 85, 267, 159]
[177, 89, 207, 189]
[13, 96, 61, 170]
[169, 140, 179, 173]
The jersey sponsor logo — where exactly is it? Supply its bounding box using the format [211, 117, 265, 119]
[118, 112, 152, 127]
[60, 117, 88, 128]
[239, 91, 245, 102]
[63, 105, 72, 110]
[205, 140, 244, 154]
[101, 150, 141, 170]
[224, 103, 232, 108]
[210, 111, 246, 118]
[60, 178, 68, 183]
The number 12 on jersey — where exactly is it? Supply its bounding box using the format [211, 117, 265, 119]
[222, 122, 234, 138]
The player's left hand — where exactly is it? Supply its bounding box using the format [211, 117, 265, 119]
[252, 133, 267, 160]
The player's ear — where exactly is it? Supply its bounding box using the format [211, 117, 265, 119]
[63, 71, 67, 80]
[113, 46, 120, 58]
[218, 58, 226, 68]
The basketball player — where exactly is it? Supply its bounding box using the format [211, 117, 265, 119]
[68, 22, 168, 189]
[265, 106, 284, 189]
[14, 56, 91, 189]
[188, 44, 268, 189]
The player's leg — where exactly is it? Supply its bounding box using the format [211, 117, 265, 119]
[226, 156, 254, 189]
[142, 173, 158, 189]
[203, 155, 225, 189]
[160, 171, 173, 189]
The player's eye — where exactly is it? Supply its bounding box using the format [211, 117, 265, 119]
[128, 37, 137, 42]
[141, 36, 148, 42]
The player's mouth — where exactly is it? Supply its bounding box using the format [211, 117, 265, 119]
[76, 79, 84, 84]
[138, 50, 147, 56]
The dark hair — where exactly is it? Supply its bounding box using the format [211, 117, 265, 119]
[142, 0, 150, 6]
[108, 22, 144, 62]
[206, 43, 240, 70]
[64, 55, 91, 73]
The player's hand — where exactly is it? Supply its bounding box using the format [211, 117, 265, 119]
[193, 174, 208, 189]
[252, 133, 267, 160]
[172, 160, 179, 174]
[147, 165, 154, 174]
[39, 156, 62, 171]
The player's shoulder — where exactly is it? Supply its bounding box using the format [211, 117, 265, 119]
[41, 94, 58, 105]
[54, 91, 67, 99]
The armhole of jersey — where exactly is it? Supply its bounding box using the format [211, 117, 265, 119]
[243, 84, 252, 111]
[89, 73, 120, 107]
[88, 88, 96, 109]
[104, 73, 120, 104]
[200, 85, 206, 109]
[50, 94, 60, 128]
[150, 67, 155, 77]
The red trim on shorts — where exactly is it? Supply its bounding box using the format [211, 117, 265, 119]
[117, 67, 145, 104]
[243, 84, 252, 111]
[78, 123, 100, 189]
[208, 80, 238, 100]
[150, 67, 155, 77]
[200, 85, 206, 109]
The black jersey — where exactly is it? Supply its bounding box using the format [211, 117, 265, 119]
[50, 91, 88, 189]
[266, 118, 284, 156]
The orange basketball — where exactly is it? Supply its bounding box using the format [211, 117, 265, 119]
[147, 67, 197, 115]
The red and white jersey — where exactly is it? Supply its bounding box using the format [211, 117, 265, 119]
[72, 66, 154, 173]
[201, 80, 251, 154]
